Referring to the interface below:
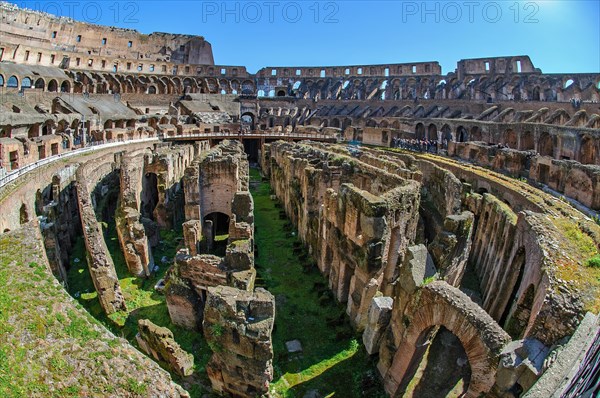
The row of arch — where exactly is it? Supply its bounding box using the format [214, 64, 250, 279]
[0, 74, 71, 92]
[13, 68, 594, 102]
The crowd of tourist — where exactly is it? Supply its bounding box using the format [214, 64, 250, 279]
[391, 138, 440, 154]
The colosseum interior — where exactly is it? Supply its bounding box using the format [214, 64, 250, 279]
[0, 2, 599, 397]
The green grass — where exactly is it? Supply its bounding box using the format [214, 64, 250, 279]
[586, 255, 600, 268]
[67, 221, 213, 396]
[250, 168, 385, 398]
[0, 226, 173, 397]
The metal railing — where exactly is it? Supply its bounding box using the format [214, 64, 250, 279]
[161, 131, 338, 141]
[0, 138, 158, 189]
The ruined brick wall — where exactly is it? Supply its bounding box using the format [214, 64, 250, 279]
[166, 140, 256, 330]
[380, 281, 511, 398]
[203, 286, 275, 398]
[265, 142, 421, 329]
[115, 150, 154, 277]
[74, 154, 126, 314]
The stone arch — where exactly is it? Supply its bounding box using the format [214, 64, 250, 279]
[0, 74, 4, 87]
[415, 123, 425, 139]
[427, 123, 437, 141]
[505, 129, 518, 149]
[538, 132, 554, 157]
[60, 80, 71, 93]
[21, 77, 32, 89]
[203, 212, 230, 240]
[456, 126, 467, 142]
[384, 282, 510, 398]
[520, 131, 534, 150]
[34, 78, 45, 90]
[47, 79, 58, 92]
[147, 85, 157, 94]
[470, 126, 482, 142]
[579, 135, 596, 164]
[241, 112, 255, 130]
[441, 124, 452, 146]
[7, 75, 18, 88]
[19, 203, 30, 224]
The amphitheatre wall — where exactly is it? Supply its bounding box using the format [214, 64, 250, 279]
[262, 140, 600, 396]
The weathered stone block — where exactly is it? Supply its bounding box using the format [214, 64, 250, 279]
[203, 286, 275, 398]
[363, 296, 394, 354]
[136, 319, 194, 377]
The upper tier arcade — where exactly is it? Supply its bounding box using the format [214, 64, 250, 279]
[0, 1, 214, 67]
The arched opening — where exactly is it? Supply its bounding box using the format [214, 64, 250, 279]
[147, 85, 157, 94]
[276, 90, 286, 97]
[580, 136, 596, 164]
[564, 79, 574, 89]
[470, 126, 482, 142]
[440, 125, 452, 146]
[203, 212, 230, 256]
[7, 75, 18, 88]
[415, 123, 425, 140]
[401, 326, 471, 397]
[505, 129, 518, 149]
[456, 126, 467, 142]
[499, 248, 526, 334]
[0, 75, 4, 87]
[241, 112, 255, 130]
[60, 81, 70, 93]
[427, 124, 437, 141]
[538, 133, 554, 157]
[520, 131, 534, 150]
[47, 79, 58, 92]
[20, 204, 29, 224]
[141, 173, 159, 221]
[505, 283, 535, 339]
[21, 77, 32, 89]
[34, 78, 45, 89]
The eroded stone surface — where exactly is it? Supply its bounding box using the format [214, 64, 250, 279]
[136, 319, 194, 377]
[203, 286, 275, 398]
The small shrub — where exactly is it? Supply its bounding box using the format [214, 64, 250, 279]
[586, 255, 600, 268]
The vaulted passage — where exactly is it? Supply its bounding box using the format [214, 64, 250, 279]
[404, 326, 471, 397]
[141, 172, 159, 220]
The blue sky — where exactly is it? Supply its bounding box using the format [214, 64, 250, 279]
[11, 0, 600, 74]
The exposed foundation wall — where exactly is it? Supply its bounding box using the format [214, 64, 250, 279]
[264, 142, 421, 329]
[115, 150, 155, 277]
[530, 156, 600, 210]
[75, 154, 126, 314]
[380, 281, 511, 398]
[166, 140, 256, 330]
[448, 141, 600, 211]
[38, 165, 80, 284]
[465, 193, 584, 345]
